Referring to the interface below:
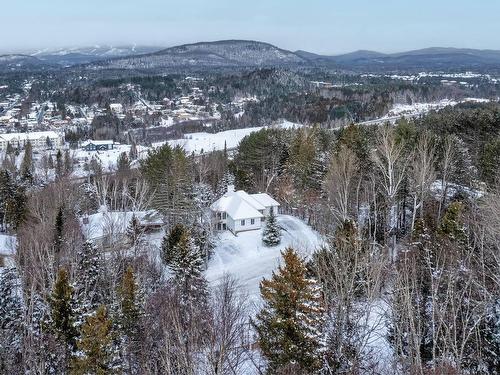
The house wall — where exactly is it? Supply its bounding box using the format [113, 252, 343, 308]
[226, 215, 235, 233]
[233, 216, 262, 233]
[0, 135, 62, 151]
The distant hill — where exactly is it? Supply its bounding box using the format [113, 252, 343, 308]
[0, 54, 54, 72]
[324, 47, 500, 70]
[90, 40, 308, 70]
[3, 42, 500, 72]
[29, 45, 163, 66]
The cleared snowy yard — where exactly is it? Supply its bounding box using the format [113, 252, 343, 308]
[206, 215, 324, 306]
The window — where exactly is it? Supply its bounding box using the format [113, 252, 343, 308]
[261, 217, 265, 222]
[251, 218, 255, 225]
[222, 212, 227, 219]
[241, 220, 245, 226]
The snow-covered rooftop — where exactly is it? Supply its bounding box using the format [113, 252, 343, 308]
[0, 131, 60, 142]
[81, 139, 114, 147]
[210, 189, 279, 220]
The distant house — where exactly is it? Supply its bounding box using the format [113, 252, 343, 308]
[0, 131, 63, 151]
[109, 103, 123, 114]
[210, 185, 280, 234]
[81, 140, 115, 151]
[80, 209, 163, 247]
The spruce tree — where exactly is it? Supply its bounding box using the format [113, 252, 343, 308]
[53, 206, 65, 266]
[262, 207, 281, 247]
[254, 248, 325, 374]
[50, 268, 78, 351]
[71, 305, 116, 375]
[75, 241, 102, 327]
[169, 230, 208, 307]
[5, 185, 27, 230]
[55, 150, 64, 180]
[119, 266, 141, 373]
[161, 223, 187, 266]
[64, 150, 73, 176]
[0, 170, 13, 230]
[20, 140, 34, 183]
[126, 215, 143, 248]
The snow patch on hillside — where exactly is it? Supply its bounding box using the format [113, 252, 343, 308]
[156, 120, 302, 154]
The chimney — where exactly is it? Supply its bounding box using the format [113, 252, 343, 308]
[227, 184, 235, 193]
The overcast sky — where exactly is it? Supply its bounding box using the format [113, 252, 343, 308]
[2, 0, 499, 54]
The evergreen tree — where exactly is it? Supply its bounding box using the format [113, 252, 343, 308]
[0, 170, 14, 230]
[141, 145, 195, 220]
[439, 201, 467, 244]
[169, 230, 208, 307]
[126, 215, 143, 248]
[119, 266, 140, 338]
[71, 305, 117, 375]
[161, 223, 187, 266]
[119, 266, 141, 373]
[0, 267, 23, 373]
[55, 150, 64, 180]
[262, 207, 281, 246]
[5, 185, 27, 230]
[75, 241, 102, 327]
[53, 206, 65, 266]
[116, 152, 130, 179]
[254, 248, 325, 374]
[48, 153, 54, 169]
[20, 140, 34, 183]
[64, 150, 73, 176]
[50, 268, 78, 351]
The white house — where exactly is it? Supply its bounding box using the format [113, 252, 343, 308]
[0, 131, 63, 151]
[210, 185, 280, 234]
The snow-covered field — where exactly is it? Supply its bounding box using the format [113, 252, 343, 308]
[386, 97, 490, 118]
[154, 120, 302, 154]
[361, 97, 492, 126]
[206, 215, 324, 308]
[72, 144, 150, 176]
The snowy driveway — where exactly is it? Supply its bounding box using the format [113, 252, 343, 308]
[205, 215, 324, 306]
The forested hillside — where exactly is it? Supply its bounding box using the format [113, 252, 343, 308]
[0, 100, 499, 374]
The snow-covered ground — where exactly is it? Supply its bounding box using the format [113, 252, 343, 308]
[430, 179, 485, 200]
[0, 234, 16, 256]
[153, 120, 302, 154]
[206, 215, 324, 308]
[361, 97, 492, 126]
[72, 144, 150, 176]
[80, 208, 163, 242]
[386, 97, 490, 118]
[0, 234, 17, 268]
